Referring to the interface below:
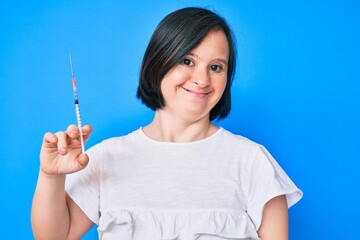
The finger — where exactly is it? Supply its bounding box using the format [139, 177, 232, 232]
[43, 132, 58, 145]
[55, 131, 69, 155]
[76, 153, 89, 169]
[66, 124, 80, 139]
[82, 125, 93, 143]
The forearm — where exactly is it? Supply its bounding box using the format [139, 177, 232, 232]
[31, 171, 70, 240]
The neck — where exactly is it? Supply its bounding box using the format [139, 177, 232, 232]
[143, 110, 218, 142]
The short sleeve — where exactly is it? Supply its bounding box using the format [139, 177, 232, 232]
[246, 146, 303, 230]
[65, 143, 102, 224]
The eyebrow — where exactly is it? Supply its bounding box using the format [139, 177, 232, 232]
[187, 52, 228, 66]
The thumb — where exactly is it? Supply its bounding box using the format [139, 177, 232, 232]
[76, 153, 89, 169]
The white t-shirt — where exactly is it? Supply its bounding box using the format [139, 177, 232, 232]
[66, 127, 302, 240]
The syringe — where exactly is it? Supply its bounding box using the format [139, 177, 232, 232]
[69, 54, 85, 153]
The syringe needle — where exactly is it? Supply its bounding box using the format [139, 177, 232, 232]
[69, 53, 85, 153]
[69, 54, 74, 76]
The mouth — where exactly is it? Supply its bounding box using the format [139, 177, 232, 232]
[181, 87, 211, 98]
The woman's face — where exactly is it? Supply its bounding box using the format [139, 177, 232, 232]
[160, 30, 229, 121]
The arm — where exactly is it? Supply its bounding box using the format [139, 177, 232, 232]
[257, 195, 289, 240]
[31, 125, 93, 240]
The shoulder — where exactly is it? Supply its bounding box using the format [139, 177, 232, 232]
[214, 127, 270, 172]
[218, 127, 263, 153]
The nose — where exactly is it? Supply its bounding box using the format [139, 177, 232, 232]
[192, 67, 210, 87]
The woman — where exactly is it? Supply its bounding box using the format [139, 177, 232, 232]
[32, 7, 302, 240]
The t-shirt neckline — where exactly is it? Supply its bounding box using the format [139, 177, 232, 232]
[138, 127, 224, 146]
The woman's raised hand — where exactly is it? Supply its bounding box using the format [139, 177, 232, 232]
[40, 124, 92, 176]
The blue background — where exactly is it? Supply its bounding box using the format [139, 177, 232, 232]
[1, 0, 359, 239]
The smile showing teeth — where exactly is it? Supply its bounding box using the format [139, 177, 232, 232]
[182, 87, 209, 98]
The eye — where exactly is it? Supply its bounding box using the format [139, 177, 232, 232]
[181, 58, 194, 66]
[210, 64, 223, 72]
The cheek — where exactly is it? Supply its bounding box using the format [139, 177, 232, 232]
[159, 75, 176, 102]
[161, 69, 187, 90]
[216, 77, 228, 95]
[160, 76, 174, 95]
